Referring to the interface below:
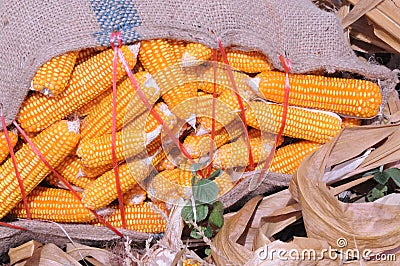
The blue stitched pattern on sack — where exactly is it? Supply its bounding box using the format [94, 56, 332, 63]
[90, 0, 141, 46]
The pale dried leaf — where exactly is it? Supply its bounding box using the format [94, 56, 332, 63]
[37, 243, 81, 266]
[212, 196, 262, 266]
[342, 0, 383, 28]
[9, 240, 42, 265]
[289, 124, 400, 253]
[374, 193, 400, 206]
[66, 243, 112, 265]
[322, 148, 373, 184]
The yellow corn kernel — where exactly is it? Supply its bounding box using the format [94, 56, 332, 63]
[9, 186, 97, 223]
[213, 134, 279, 169]
[341, 117, 362, 128]
[75, 47, 107, 65]
[214, 171, 234, 197]
[95, 202, 168, 233]
[31, 51, 78, 96]
[181, 42, 212, 67]
[245, 101, 342, 143]
[0, 120, 80, 219]
[18, 45, 139, 133]
[80, 71, 160, 140]
[144, 102, 177, 133]
[81, 164, 113, 178]
[168, 39, 187, 60]
[146, 168, 193, 203]
[0, 131, 18, 163]
[270, 140, 322, 174]
[45, 155, 95, 189]
[76, 88, 112, 118]
[123, 185, 147, 206]
[82, 161, 151, 210]
[249, 71, 382, 118]
[77, 129, 148, 169]
[226, 50, 272, 73]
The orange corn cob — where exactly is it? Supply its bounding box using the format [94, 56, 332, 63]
[9, 186, 97, 223]
[146, 168, 193, 202]
[123, 185, 147, 206]
[76, 88, 112, 118]
[77, 129, 149, 168]
[81, 164, 113, 178]
[144, 102, 177, 133]
[269, 140, 322, 174]
[0, 131, 18, 163]
[341, 117, 362, 128]
[75, 47, 107, 65]
[80, 71, 160, 140]
[181, 43, 212, 67]
[168, 39, 187, 59]
[30, 51, 78, 96]
[249, 71, 382, 118]
[245, 101, 342, 143]
[213, 134, 280, 169]
[18, 45, 139, 133]
[82, 161, 151, 210]
[214, 171, 234, 197]
[95, 202, 168, 233]
[226, 50, 272, 73]
[0, 120, 80, 219]
[162, 83, 198, 110]
[45, 155, 95, 189]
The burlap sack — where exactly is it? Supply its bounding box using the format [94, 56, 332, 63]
[0, 0, 397, 260]
[0, 0, 397, 128]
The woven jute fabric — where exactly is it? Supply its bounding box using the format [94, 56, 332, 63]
[0, 0, 397, 128]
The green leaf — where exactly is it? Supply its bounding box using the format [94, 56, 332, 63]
[195, 204, 209, 223]
[209, 201, 224, 228]
[192, 179, 218, 204]
[385, 168, 400, 187]
[374, 171, 390, 185]
[190, 162, 204, 173]
[190, 226, 207, 239]
[204, 225, 213, 238]
[367, 184, 388, 202]
[181, 203, 209, 223]
[181, 204, 195, 222]
[205, 248, 211, 256]
[362, 167, 380, 177]
[208, 169, 222, 181]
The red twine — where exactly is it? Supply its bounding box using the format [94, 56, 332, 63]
[252, 54, 292, 188]
[110, 32, 127, 229]
[216, 37, 255, 170]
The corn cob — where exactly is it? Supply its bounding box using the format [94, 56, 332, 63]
[80, 71, 161, 140]
[226, 50, 272, 73]
[146, 168, 193, 202]
[245, 101, 342, 143]
[76, 88, 112, 118]
[213, 134, 280, 169]
[81, 164, 113, 178]
[45, 156, 95, 189]
[30, 51, 78, 96]
[75, 47, 107, 65]
[214, 171, 234, 197]
[181, 43, 212, 67]
[269, 140, 322, 174]
[168, 39, 187, 59]
[9, 187, 97, 223]
[82, 161, 151, 210]
[77, 129, 147, 168]
[0, 120, 80, 219]
[0, 131, 18, 163]
[18, 45, 139, 133]
[182, 259, 201, 266]
[248, 71, 382, 118]
[183, 125, 243, 159]
[139, 39, 176, 75]
[196, 116, 225, 132]
[144, 102, 177, 133]
[94, 202, 168, 233]
[123, 185, 147, 206]
[341, 117, 362, 128]
[162, 83, 198, 110]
